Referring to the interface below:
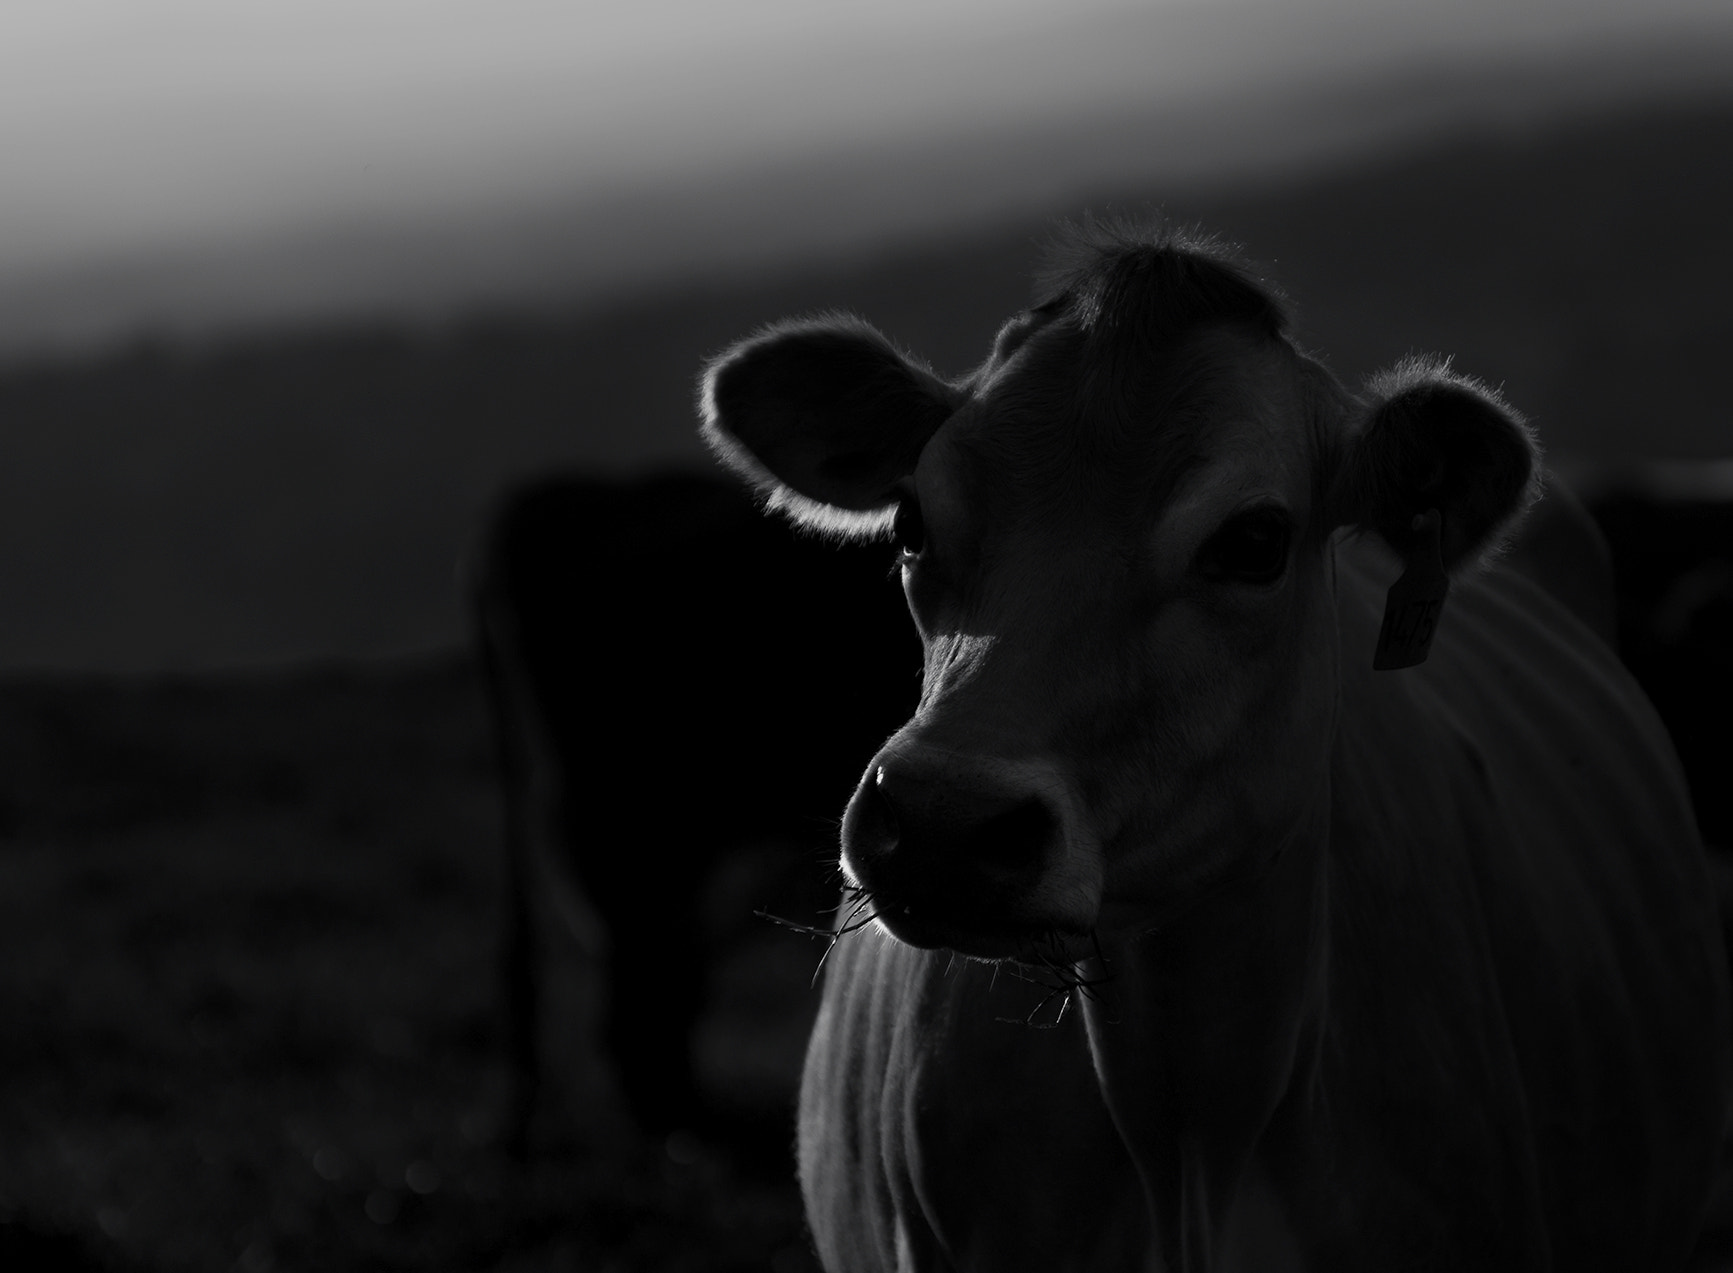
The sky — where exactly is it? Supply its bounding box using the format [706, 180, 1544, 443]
[2, 0, 1732, 355]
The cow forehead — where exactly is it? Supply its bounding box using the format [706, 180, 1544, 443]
[930, 315, 1318, 539]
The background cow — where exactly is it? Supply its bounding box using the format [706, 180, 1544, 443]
[472, 472, 919, 1152]
[700, 223, 1731, 1270]
[1580, 464, 1733, 850]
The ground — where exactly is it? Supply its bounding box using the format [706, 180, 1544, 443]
[3, 652, 1729, 1271]
[0, 657, 824, 1272]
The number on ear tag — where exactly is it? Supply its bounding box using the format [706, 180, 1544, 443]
[1374, 509, 1449, 671]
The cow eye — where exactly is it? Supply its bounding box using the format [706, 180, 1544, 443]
[1197, 507, 1291, 585]
[893, 496, 926, 559]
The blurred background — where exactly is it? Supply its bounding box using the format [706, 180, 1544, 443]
[1, 1, 1730, 1269]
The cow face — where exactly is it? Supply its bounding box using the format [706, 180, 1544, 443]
[701, 225, 1538, 961]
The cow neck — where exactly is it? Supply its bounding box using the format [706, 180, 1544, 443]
[1075, 798, 1330, 1272]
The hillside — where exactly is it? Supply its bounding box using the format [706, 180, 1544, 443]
[1, 99, 1729, 670]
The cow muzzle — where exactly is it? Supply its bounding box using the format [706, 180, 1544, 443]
[839, 748, 1101, 960]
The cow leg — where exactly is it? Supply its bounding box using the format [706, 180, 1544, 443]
[605, 921, 708, 1139]
[498, 837, 542, 1159]
[476, 598, 546, 1160]
[568, 799, 709, 1140]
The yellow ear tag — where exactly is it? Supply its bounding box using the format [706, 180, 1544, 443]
[1374, 509, 1448, 671]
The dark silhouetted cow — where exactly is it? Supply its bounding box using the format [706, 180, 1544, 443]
[1580, 461, 1733, 850]
[472, 472, 918, 1150]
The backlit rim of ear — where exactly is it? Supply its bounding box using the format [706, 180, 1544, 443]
[699, 371, 899, 541]
[698, 313, 951, 540]
[760, 482, 899, 540]
[1338, 355, 1543, 571]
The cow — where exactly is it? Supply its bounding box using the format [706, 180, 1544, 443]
[472, 472, 918, 1153]
[697, 220, 1733, 1271]
[1576, 462, 1733, 850]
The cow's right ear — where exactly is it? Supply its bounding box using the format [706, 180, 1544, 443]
[699, 314, 958, 537]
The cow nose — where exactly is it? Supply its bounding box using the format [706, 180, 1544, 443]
[850, 764, 1057, 884]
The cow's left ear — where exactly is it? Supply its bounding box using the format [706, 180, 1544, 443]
[1329, 356, 1542, 569]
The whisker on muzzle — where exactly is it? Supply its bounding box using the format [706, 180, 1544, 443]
[991, 928, 1114, 1028]
[758, 881, 882, 988]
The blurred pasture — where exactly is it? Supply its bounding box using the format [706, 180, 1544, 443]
[0, 661, 825, 1271]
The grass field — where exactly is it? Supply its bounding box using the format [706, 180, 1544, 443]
[1, 569, 1727, 1271]
[0, 657, 824, 1272]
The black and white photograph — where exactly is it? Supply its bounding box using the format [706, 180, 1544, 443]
[2, 2, 1731, 1269]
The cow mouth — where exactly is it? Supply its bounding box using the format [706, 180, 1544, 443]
[858, 887, 1095, 964]
[839, 826, 1103, 962]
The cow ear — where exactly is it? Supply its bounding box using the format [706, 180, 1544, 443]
[1329, 356, 1542, 569]
[699, 314, 958, 538]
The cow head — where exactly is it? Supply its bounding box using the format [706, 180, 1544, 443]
[700, 222, 1539, 961]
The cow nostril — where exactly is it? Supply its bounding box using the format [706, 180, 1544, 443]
[959, 796, 1054, 873]
[855, 769, 1060, 888]
[850, 771, 900, 857]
